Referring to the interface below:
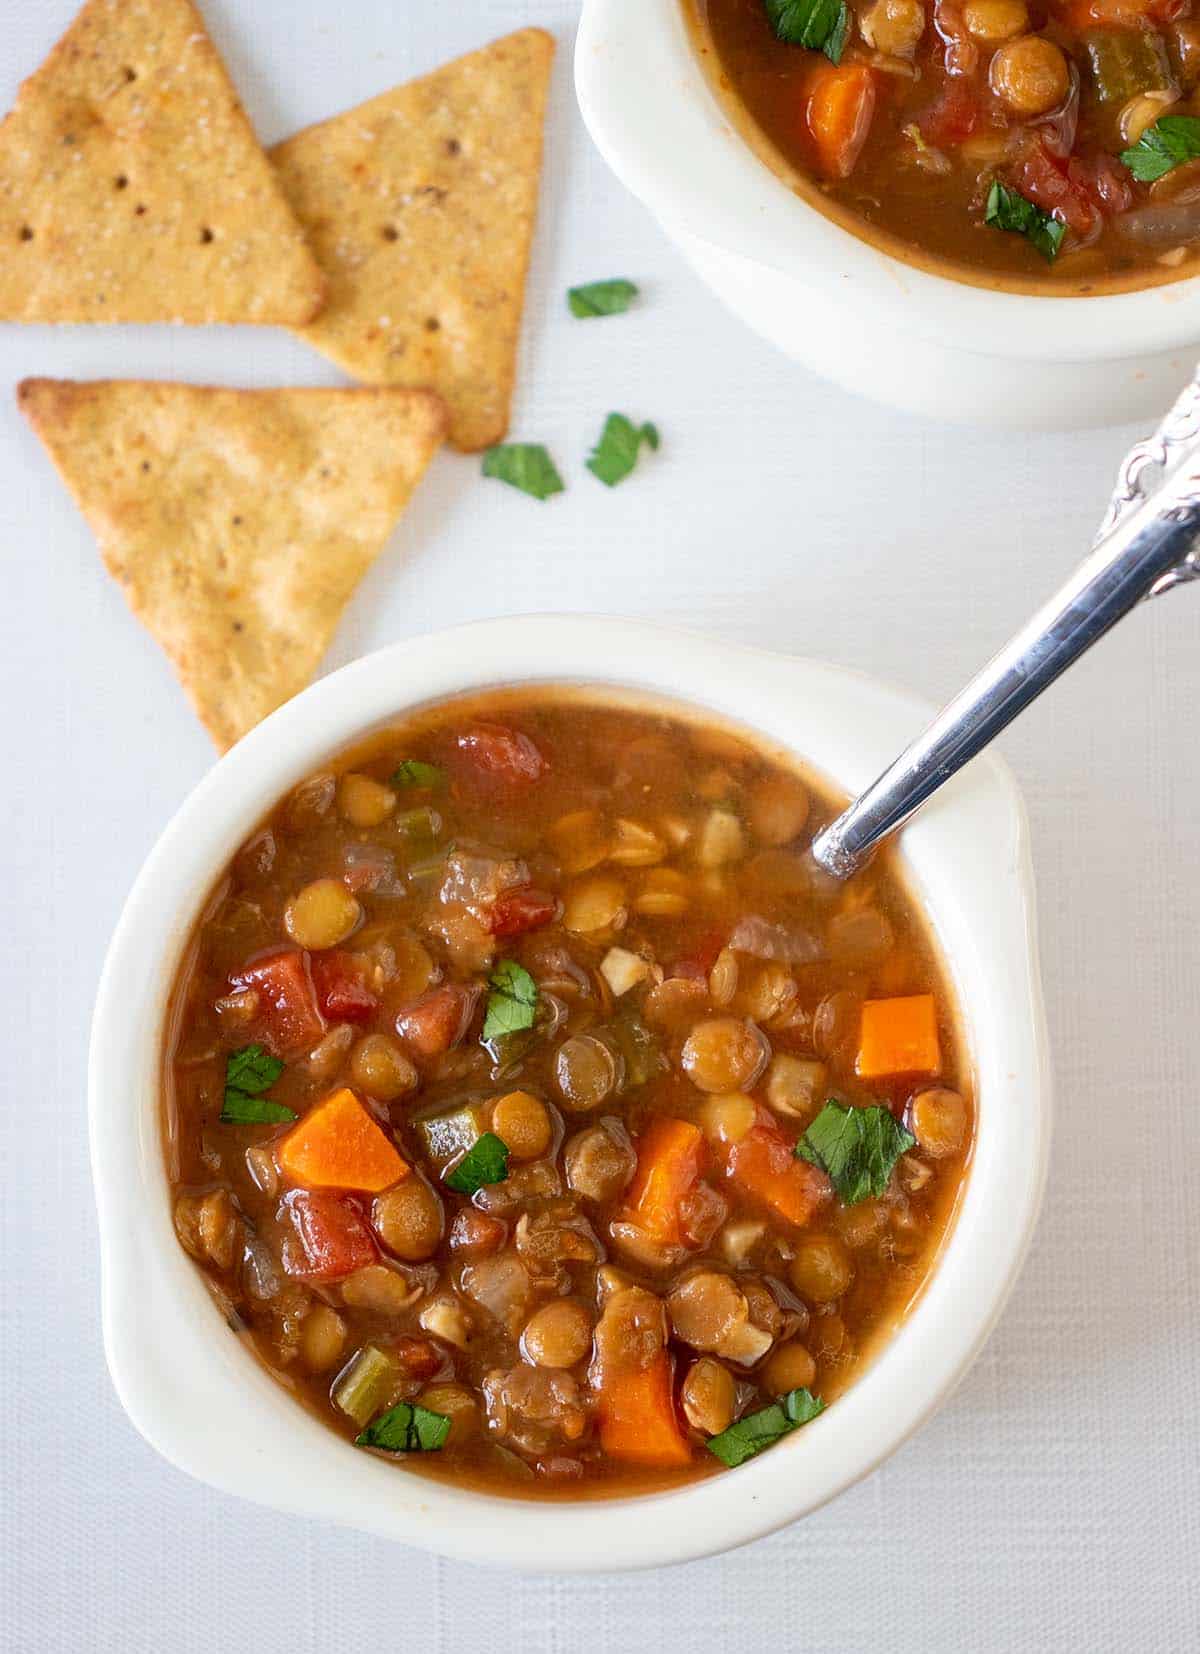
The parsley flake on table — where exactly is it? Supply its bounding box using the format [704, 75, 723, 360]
[356, 1401, 451, 1453]
[796, 1101, 915, 1205]
[444, 1131, 511, 1195]
[984, 180, 1065, 263]
[1120, 115, 1200, 182]
[763, 0, 849, 64]
[481, 443, 565, 501]
[586, 413, 660, 487]
[568, 278, 639, 317]
[220, 1044, 295, 1124]
[706, 1387, 826, 1468]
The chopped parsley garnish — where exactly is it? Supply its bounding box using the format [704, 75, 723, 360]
[796, 1101, 915, 1206]
[568, 278, 639, 318]
[706, 1387, 826, 1468]
[390, 759, 444, 790]
[220, 1044, 294, 1125]
[984, 180, 1065, 264]
[763, 0, 849, 64]
[586, 413, 660, 487]
[1120, 115, 1200, 182]
[482, 443, 565, 501]
[355, 1401, 451, 1453]
[482, 958, 539, 1040]
[444, 1131, 511, 1194]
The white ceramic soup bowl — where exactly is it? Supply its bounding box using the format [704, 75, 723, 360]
[90, 615, 1050, 1572]
[575, 0, 1200, 430]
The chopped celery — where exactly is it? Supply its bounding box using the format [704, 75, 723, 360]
[415, 1101, 487, 1166]
[394, 805, 443, 841]
[609, 1010, 668, 1091]
[332, 1344, 398, 1427]
[1084, 28, 1171, 104]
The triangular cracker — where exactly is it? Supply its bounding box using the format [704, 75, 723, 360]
[0, 0, 325, 324]
[19, 378, 446, 748]
[271, 29, 554, 451]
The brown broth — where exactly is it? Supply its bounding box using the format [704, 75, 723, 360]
[163, 689, 974, 1498]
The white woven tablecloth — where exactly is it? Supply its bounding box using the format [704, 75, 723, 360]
[1, 3, 1197, 1648]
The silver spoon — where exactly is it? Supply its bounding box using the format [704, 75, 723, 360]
[811, 373, 1200, 879]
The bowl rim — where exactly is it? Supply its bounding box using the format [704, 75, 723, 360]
[575, 0, 1200, 362]
[89, 614, 1052, 1572]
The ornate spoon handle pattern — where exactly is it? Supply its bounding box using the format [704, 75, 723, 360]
[811, 382, 1200, 879]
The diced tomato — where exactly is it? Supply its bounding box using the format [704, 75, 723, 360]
[393, 1336, 444, 1380]
[488, 885, 559, 938]
[1009, 141, 1098, 238]
[722, 1104, 830, 1228]
[1070, 151, 1134, 219]
[454, 724, 546, 789]
[396, 982, 480, 1060]
[310, 951, 378, 1024]
[448, 1207, 508, 1256]
[807, 63, 877, 180]
[228, 948, 323, 1056]
[917, 77, 980, 149]
[282, 1190, 376, 1281]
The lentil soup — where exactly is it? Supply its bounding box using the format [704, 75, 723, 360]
[687, 0, 1200, 291]
[164, 691, 974, 1497]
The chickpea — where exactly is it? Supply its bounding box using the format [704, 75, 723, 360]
[300, 1304, 347, 1373]
[521, 1298, 594, 1368]
[491, 1090, 553, 1160]
[372, 1177, 443, 1261]
[859, 0, 926, 58]
[547, 808, 610, 874]
[681, 1357, 736, 1436]
[910, 1087, 968, 1158]
[418, 1383, 479, 1443]
[349, 1033, 418, 1102]
[682, 1017, 769, 1093]
[337, 772, 396, 827]
[746, 773, 811, 846]
[696, 1091, 756, 1146]
[762, 1340, 817, 1397]
[555, 1035, 620, 1111]
[810, 1312, 848, 1361]
[765, 1054, 826, 1120]
[990, 35, 1070, 117]
[284, 877, 361, 951]
[789, 1234, 855, 1304]
[697, 809, 745, 868]
[564, 1119, 637, 1204]
[634, 867, 690, 918]
[341, 1264, 420, 1316]
[963, 0, 1028, 42]
[561, 873, 627, 936]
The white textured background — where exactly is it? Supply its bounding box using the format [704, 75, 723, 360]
[2, 2, 1198, 1649]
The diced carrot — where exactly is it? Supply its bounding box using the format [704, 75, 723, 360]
[807, 64, 876, 181]
[724, 1104, 828, 1228]
[597, 1352, 692, 1468]
[856, 994, 941, 1079]
[278, 1087, 409, 1192]
[622, 1117, 706, 1246]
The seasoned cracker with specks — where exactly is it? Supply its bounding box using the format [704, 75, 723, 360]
[18, 379, 447, 749]
[272, 30, 554, 452]
[0, 0, 325, 324]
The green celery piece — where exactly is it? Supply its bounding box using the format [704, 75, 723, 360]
[333, 1345, 399, 1428]
[1084, 27, 1170, 104]
[415, 1102, 488, 1165]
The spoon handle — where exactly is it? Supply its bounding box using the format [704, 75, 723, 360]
[811, 442, 1200, 879]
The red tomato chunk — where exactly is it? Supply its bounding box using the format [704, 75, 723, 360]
[310, 951, 379, 1024]
[283, 1190, 377, 1281]
[229, 948, 323, 1056]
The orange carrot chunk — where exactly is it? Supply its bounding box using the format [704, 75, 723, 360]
[278, 1087, 409, 1192]
[622, 1116, 706, 1246]
[856, 994, 941, 1079]
[725, 1104, 828, 1228]
[597, 1352, 693, 1468]
[807, 64, 876, 180]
